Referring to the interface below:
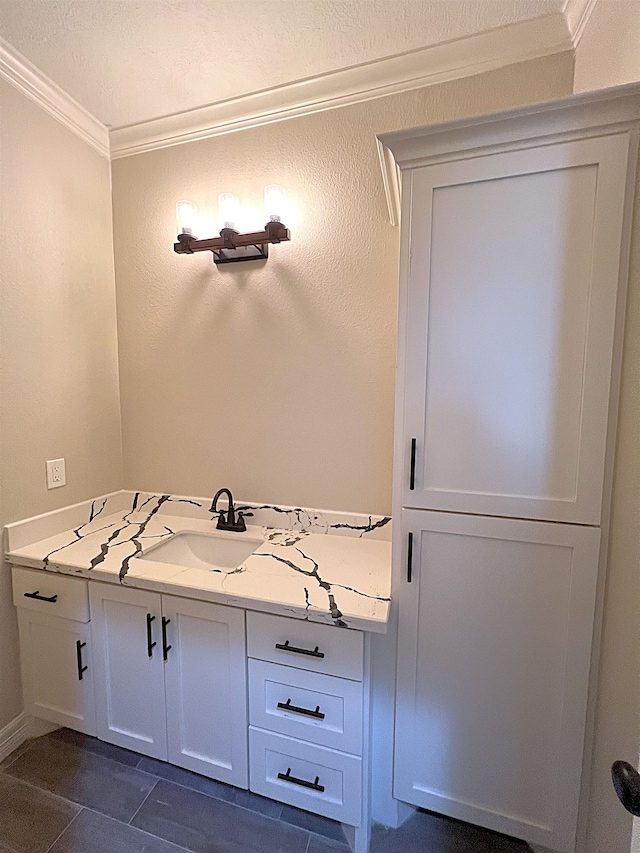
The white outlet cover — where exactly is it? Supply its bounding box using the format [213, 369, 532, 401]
[46, 458, 66, 489]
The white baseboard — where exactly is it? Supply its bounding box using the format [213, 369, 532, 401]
[0, 713, 58, 765]
[0, 712, 29, 763]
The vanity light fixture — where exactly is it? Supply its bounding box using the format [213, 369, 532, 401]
[174, 186, 290, 265]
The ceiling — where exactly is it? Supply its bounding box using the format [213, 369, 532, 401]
[0, 0, 566, 129]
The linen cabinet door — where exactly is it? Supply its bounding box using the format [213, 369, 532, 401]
[89, 583, 167, 759]
[394, 510, 600, 853]
[401, 133, 630, 523]
[17, 610, 96, 735]
[163, 596, 248, 788]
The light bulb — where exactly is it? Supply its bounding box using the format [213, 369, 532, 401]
[264, 184, 286, 222]
[218, 193, 240, 230]
[176, 200, 198, 236]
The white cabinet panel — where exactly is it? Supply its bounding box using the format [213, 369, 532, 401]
[402, 133, 630, 523]
[13, 566, 89, 622]
[89, 584, 167, 759]
[17, 610, 96, 735]
[249, 727, 362, 826]
[248, 659, 363, 754]
[247, 610, 363, 681]
[394, 510, 600, 852]
[164, 596, 248, 787]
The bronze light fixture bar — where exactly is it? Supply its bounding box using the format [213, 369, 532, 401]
[174, 220, 291, 265]
[174, 188, 290, 265]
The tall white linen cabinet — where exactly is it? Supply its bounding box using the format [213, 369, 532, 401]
[378, 85, 640, 853]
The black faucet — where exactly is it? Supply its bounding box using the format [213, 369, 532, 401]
[210, 488, 251, 533]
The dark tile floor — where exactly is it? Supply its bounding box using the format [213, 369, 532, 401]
[0, 728, 531, 853]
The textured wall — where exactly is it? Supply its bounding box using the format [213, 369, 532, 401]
[112, 52, 574, 516]
[574, 0, 640, 93]
[0, 80, 123, 729]
[584, 147, 640, 853]
[572, 8, 640, 852]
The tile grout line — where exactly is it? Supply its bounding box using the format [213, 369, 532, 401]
[0, 739, 35, 774]
[43, 806, 83, 853]
[14, 734, 346, 849]
[69, 802, 194, 853]
[127, 778, 159, 827]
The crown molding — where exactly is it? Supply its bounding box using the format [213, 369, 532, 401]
[563, 0, 599, 47]
[110, 12, 572, 160]
[377, 81, 640, 223]
[376, 137, 402, 228]
[0, 37, 109, 158]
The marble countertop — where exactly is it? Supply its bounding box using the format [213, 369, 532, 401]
[5, 491, 392, 633]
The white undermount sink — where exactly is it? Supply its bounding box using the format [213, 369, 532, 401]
[138, 530, 264, 571]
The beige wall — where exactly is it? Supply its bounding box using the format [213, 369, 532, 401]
[0, 80, 123, 729]
[572, 7, 640, 853]
[582, 148, 640, 853]
[112, 52, 574, 517]
[574, 0, 640, 93]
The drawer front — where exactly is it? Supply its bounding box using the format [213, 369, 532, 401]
[246, 611, 363, 681]
[12, 567, 89, 623]
[249, 727, 362, 826]
[249, 660, 363, 754]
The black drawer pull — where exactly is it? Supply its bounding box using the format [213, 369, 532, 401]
[277, 698, 325, 720]
[76, 640, 88, 681]
[24, 590, 58, 603]
[407, 531, 413, 584]
[277, 767, 325, 792]
[161, 617, 172, 661]
[146, 613, 157, 658]
[275, 640, 324, 659]
[409, 438, 417, 490]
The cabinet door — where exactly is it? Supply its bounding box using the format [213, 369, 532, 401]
[163, 597, 248, 787]
[17, 610, 96, 735]
[394, 511, 600, 853]
[89, 583, 167, 759]
[401, 133, 630, 523]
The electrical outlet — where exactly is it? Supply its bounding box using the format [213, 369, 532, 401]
[46, 458, 66, 489]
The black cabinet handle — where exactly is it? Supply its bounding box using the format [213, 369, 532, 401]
[24, 590, 58, 603]
[277, 767, 325, 792]
[146, 614, 156, 658]
[407, 531, 413, 583]
[275, 640, 324, 659]
[162, 617, 172, 661]
[277, 698, 325, 720]
[409, 438, 417, 490]
[76, 640, 88, 681]
[612, 761, 640, 817]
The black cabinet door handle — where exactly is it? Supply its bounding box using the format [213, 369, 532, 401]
[407, 531, 413, 583]
[409, 438, 417, 490]
[276, 698, 325, 720]
[24, 590, 58, 603]
[275, 640, 324, 659]
[146, 614, 156, 658]
[162, 617, 172, 661]
[277, 767, 325, 792]
[76, 640, 88, 681]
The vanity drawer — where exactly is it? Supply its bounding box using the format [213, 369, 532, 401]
[249, 727, 362, 826]
[246, 611, 363, 681]
[249, 659, 363, 754]
[12, 567, 89, 623]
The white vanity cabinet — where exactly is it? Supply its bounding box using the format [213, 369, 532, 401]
[13, 567, 96, 735]
[247, 612, 367, 831]
[398, 131, 631, 526]
[395, 512, 601, 848]
[380, 88, 640, 853]
[89, 582, 248, 787]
